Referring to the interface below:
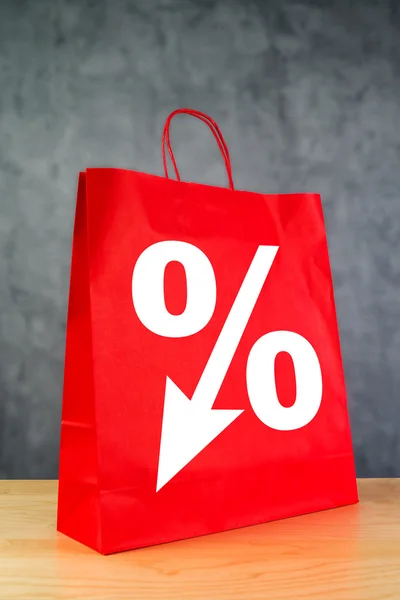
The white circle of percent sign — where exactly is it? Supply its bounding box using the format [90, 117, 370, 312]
[132, 240, 217, 338]
[246, 331, 322, 430]
[132, 240, 323, 433]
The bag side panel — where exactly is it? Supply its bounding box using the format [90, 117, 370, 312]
[57, 173, 102, 552]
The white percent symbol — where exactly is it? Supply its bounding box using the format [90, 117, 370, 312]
[132, 241, 323, 491]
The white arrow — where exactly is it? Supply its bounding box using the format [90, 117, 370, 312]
[156, 245, 279, 491]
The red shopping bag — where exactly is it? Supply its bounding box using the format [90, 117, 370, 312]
[57, 108, 358, 554]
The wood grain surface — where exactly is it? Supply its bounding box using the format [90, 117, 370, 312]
[0, 479, 399, 599]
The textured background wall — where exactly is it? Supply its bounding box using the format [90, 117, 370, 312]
[0, 0, 399, 478]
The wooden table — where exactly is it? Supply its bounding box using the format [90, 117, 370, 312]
[0, 480, 399, 599]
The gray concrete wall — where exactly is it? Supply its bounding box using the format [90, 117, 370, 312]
[0, 0, 399, 478]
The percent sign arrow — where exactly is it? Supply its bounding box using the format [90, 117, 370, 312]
[156, 245, 279, 491]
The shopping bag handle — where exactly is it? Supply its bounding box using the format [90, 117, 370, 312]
[162, 108, 235, 190]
